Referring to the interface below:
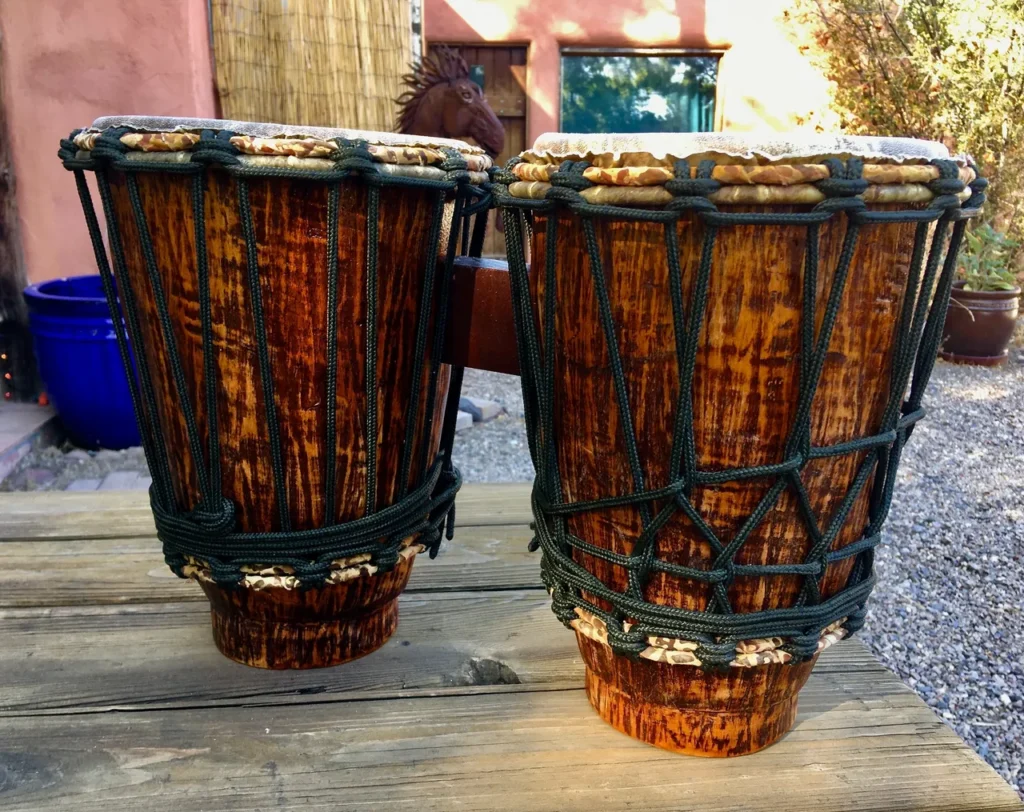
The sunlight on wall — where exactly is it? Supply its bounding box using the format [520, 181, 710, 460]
[445, 0, 530, 39]
[622, 0, 682, 42]
[426, 0, 837, 139]
[707, 0, 838, 131]
[553, 19, 583, 37]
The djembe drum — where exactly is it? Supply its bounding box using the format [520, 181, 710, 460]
[59, 117, 491, 668]
[495, 133, 984, 755]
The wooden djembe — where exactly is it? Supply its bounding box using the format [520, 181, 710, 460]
[496, 133, 984, 755]
[60, 117, 491, 668]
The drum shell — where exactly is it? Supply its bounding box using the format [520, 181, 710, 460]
[527, 203, 928, 753]
[100, 166, 454, 667]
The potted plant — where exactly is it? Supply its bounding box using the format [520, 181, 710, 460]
[940, 224, 1021, 366]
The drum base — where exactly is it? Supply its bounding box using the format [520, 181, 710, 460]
[578, 635, 814, 757]
[200, 556, 414, 669]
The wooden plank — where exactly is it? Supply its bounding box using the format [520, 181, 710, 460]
[0, 524, 541, 608]
[0, 591, 569, 714]
[1, 666, 1019, 812]
[0, 482, 534, 541]
[0, 591, 891, 715]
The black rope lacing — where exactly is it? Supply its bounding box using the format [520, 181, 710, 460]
[59, 128, 483, 588]
[494, 153, 986, 669]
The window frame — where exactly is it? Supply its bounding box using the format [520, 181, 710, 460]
[558, 47, 725, 133]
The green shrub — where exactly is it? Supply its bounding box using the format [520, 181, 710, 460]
[791, 0, 1024, 269]
[959, 223, 1020, 291]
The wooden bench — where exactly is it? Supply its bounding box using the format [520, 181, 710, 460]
[0, 486, 1020, 811]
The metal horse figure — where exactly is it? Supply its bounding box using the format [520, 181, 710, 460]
[396, 47, 505, 158]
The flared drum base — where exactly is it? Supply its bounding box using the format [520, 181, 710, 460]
[200, 557, 414, 669]
[578, 635, 815, 757]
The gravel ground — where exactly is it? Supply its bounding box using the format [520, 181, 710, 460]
[2, 356, 1022, 794]
[451, 368, 532, 482]
[859, 354, 1024, 795]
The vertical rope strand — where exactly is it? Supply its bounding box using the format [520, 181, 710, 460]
[398, 191, 446, 496]
[323, 182, 341, 524]
[191, 171, 222, 510]
[73, 170, 169, 508]
[416, 193, 468, 487]
[908, 218, 967, 411]
[680, 225, 718, 490]
[238, 178, 291, 532]
[94, 172, 176, 510]
[581, 217, 654, 602]
[364, 184, 381, 515]
[540, 212, 562, 502]
[125, 174, 212, 505]
[664, 221, 690, 483]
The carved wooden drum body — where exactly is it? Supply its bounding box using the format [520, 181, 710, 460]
[60, 117, 491, 668]
[496, 133, 984, 755]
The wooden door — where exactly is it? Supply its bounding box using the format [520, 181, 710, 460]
[430, 43, 527, 258]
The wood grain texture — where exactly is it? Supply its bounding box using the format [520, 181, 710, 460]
[528, 204, 930, 754]
[0, 596, 895, 717]
[0, 483, 533, 541]
[443, 257, 520, 374]
[1, 647, 1019, 812]
[202, 556, 413, 669]
[0, 488, 1019, 810]
[579, 635, 815, 757]
[0, 591, 570, 714]
[0, 524, 539, 608]
[99, 166, 455, 666]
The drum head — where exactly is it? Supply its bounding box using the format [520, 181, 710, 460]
[507, 132, 972, 208]
[90, 115, 485, 156]
[523, 132, 959, 167]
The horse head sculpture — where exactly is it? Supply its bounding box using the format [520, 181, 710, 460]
[396, 47, 505, 158]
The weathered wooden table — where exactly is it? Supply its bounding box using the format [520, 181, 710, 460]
[1, 486, 1021, 811]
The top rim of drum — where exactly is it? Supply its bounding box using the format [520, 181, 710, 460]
[88, 115, 486, 156]
[523, 132, 963, 166]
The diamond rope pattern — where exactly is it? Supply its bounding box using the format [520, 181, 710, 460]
[494, 155, 986, 670]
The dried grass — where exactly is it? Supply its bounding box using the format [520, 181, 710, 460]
[210, 0, 412, 131]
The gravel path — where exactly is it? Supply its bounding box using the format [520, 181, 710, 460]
[2, 356, 1022, 794]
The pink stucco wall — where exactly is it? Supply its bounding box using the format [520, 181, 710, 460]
[1, 0, 216, 283]
[424, 0, 835, 145]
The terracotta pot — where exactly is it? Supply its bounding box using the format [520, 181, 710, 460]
[940, 280, 1020, 366]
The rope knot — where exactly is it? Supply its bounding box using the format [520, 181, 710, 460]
[208, 559, 245, 588]
[90, 128, 132, 163]
[815, 177, 869, 198]
[606, 624, 648, 657]
[437, 146, 469, 173]
[665, 161, 721, 198]
[373, 546, 401, 573]
[187, 497, 236, 536]
[335, 139, 378, 175]
[190, 130, 242, 166]
[492, 157, 521, 187]
[695, 640, 739, 671]
[550, 160, 593, 191]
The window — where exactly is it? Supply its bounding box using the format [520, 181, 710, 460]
[560, 51, 718, 133]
